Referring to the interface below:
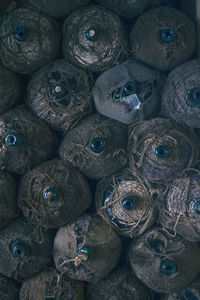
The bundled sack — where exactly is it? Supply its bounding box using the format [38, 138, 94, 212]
[0, 105, 57, 175]
[128, 118, 199, 183]
[0, 64, 21, 114]
[0, 273, 20, 300]
[62, 5, 127, 73]
[160, 59, 200, 128]
[19, 268, 84, 300]
[129, 226, 200, 293]
[130, 7, 196, 72]
[92, 60, 162, 125]
[86, 268, 154, 300]
[95, 169, 158, 238]
[27, 59, 94, 133]
[53, 215, 122, 282]
[0, 218, 53, 282]
[18, 159, 92, 230]
[0, 4, 60, 74]
[59, 113, 128, 179]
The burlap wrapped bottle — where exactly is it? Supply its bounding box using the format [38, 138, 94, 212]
[128, 118, 199, 183]
[129, 226, 200, 294]
[92, 60, 162, 125]
[59, 113, 128, 179]
[19, 268, 84, 300]
[95, 169, 158, 238]
[53, 214, 122, 282]
[0, 218, 53, 282]
[0, 273, 20, 300]
[0, 105, 57, 175]
[18, 159, 92, 230]
[0, 64, 21, 114]
[0, 170, 19, 229]
[27, 59, 94, 133]
[28, 0, 91, 18]
[159, 172, 200, 242]
[130, 7, 196, 72]
[160, 59, 200, 128]
[86, 268, 154, 300]
[0, 4, 60, 74]
[62, 5, 127, 73]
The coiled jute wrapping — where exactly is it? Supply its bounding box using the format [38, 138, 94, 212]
[129, 226, 200, 294]
[0, 105, 57, 175]
[62, 5, 127, 73]
[0, 5, 60, 74]
[130, 7, 196, 72]
[0, 64, 21, 114]
[0, 218, 53, 282]
[28, 0, 91, 18]
[0, 170, 19, 229]
[160, 59, 200, 128]
[0, 273, 20, 300]
[86, 268, 154, 300]
[27, 59, 94, 133]
[159, 173, 200, 242]
[95, 169, 158, 238]
[128, 118, 199, 184]
[59, 113, 128, 179]
[92, 59, 162, 125]
[53, 214, 122, 282]
[19, 269, 84, 300]
[18, 159, 92, 230]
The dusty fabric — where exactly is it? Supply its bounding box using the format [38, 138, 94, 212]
[130, 7, 196, 72]
[95, 169, 158, 238]
[27, 59, 94, 133]
[160, 59, 200, 128]
[28, 0, 91, 18]
[0, 273, 20, 300]
[18, 159, 92, 229]
[128, 118, 199, 184]
[62, 5, 127, 73]
[86, 268, 154, 300]
[0, 4, 60, 74]
[92, 59, 162, 125]
[53, 214, 122, 282]
[0, 105, 57, 175]
[129, 226, 200, 294]
[0, 218, 53, 282]
[0, 170, 19, 229]
[159, 172, 200, 242]
[19, 268, 84, 300]
[59, 113, 128, 179]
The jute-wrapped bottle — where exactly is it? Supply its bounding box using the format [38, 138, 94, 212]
[129, 226, 200, 294]
[0, 273, 20, 300]
[53, 215, 122, 282]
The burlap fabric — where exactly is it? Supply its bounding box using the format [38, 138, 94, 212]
[92, 59, 162, 125]
[0, 218, 53, 282]
[19, 268, 84, 300]
[130, 7, 196, 72]
[0, 273, 20, 300]
[160, 59, 200, 128]
[159, 172, 200, 242]
[59, 113, 128, 179]
[0, 105, 57, 175]
[128, 118, 199, 183]
[0, 64, 21, 114]
[0, 170, 19, 229]
[95, 169, 158, 238]
[53, 214, 122, 282]
[0, 4, 60, 74]
[62, 5, 127, 73]
[28, 0, 91, 18]
[129, 226, 200, 294]
[27, 59, 94, 133]
[18, 159, 92, 230]
[86, 268, 154, 300]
